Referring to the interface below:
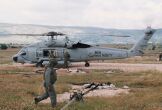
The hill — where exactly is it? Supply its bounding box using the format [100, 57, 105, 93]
[0, 23, 162, 44]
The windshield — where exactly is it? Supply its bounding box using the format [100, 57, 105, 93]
[21, 52, 26, 55]
[18, 48, 27, 55]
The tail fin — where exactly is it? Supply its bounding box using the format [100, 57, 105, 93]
[128, 26, 156, 56]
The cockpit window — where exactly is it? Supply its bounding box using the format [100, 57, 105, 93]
[21, 52, 26, 56]
[72, 42, 91, 48]
[18, 48, 27, 56]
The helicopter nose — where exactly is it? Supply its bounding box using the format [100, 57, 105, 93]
[13, 56, 18, 62]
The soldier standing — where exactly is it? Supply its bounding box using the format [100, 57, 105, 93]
[64, 50, 70, 68]
[159, 53, 162, 61]
[34, 51, 58, 108]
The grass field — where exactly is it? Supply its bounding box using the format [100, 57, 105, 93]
[1, 47, 162, 110]
[1, 69, 162, 110]
[0, 48, 19, 64]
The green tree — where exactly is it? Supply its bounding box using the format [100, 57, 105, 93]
[0, 44, 8, 50]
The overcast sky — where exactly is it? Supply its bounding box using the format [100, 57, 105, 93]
[0, 0, 162, 29]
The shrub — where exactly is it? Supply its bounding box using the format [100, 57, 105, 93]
[0, 44, 8, 50]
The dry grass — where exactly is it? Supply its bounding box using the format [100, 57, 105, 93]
[61, 70, 162, 110]
[0, 48, 19, 64]
[1, 69, 162, 110]
[0, 66, 35, 74]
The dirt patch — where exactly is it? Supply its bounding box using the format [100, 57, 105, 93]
[71, 62, 162, 72]
[41, 85, 129, 103]
[1, 62, 162, 74]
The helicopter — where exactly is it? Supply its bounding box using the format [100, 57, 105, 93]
[1, 26, 156, 67]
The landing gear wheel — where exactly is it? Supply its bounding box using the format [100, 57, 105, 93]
[36, 61, 44, 67]
[85, 62, 90, 67]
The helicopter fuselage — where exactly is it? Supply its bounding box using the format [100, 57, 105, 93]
[12, 44, 129, 66]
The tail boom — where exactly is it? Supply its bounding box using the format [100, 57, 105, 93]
[128, 27, 156, 56]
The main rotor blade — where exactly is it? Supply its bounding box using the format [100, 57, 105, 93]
[0, 32, 130, 37]
[70, 33, 131, 37]
[0, 34, 43, 36]
[0, 32, 66, 37]
[102, 34, 131, 37]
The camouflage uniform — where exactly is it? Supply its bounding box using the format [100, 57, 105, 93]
[35, 51, 58, 108]
[64, 51, 70, 68]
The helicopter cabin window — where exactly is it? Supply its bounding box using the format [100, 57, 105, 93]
[43, 50, 49, 57]
[43, 50, 58, 57]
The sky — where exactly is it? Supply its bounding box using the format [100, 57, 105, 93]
[0, 0, 162, 29]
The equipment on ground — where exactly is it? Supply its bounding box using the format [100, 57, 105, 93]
[61, 83, 99, 110]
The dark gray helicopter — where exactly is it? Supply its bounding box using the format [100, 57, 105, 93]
[5, 27, 156, 67]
